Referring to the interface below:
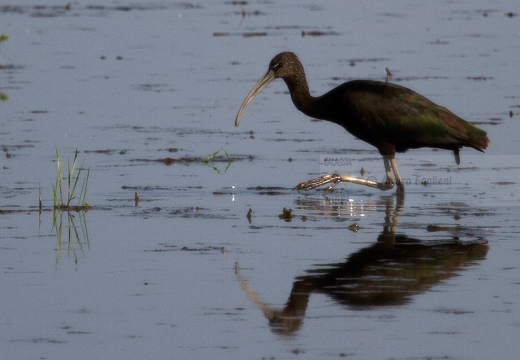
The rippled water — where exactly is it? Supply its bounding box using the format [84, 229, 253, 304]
[1, 1, 520, 359]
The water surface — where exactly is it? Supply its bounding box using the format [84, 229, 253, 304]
[1, 1, 520, 359]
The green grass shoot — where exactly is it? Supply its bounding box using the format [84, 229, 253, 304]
[202, 148, 231, 163]
[202, 148, 232, 174]
[52, 148, 90, 211]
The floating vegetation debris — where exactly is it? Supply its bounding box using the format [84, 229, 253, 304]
[347, 223, 360, 232]
[301, 30, 339, 37]
[279, 207, 293, 222]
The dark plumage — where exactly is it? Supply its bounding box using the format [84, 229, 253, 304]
[235, 52, 490, 192]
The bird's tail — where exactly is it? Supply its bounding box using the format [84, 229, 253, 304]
[466, 127, 490, 152]
[448, 118, 489, 165]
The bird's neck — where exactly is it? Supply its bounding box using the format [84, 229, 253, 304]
[283, 77, 325, 120]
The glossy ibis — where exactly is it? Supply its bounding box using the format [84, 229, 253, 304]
[235, 52, 490, 193]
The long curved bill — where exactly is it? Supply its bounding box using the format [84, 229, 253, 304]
[235, 69, 276, 127]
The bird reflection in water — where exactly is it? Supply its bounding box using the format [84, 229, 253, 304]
[235, 196, 488, 335]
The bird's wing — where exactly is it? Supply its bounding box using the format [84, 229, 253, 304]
[340, 82, 487, 150]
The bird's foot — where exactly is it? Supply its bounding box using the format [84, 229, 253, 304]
[386, 177, 405, 193]
[383, 177, 394, 188]
[294, 173, 343, 191]
[396, 181, 405, 194]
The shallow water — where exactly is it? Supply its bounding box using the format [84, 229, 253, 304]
[1, 1, 520, 359]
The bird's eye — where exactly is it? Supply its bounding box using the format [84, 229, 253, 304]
[272, 63, 282, 71]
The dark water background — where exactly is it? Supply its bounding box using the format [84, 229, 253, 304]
[1, 1, 519, 359]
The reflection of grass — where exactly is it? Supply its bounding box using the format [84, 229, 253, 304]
[47, 149, 90, 266]
[53, 210, 90, 269]
[51, 149, 90, 268]
[52, 149, 90, 211]
[202, 148, 232, 174]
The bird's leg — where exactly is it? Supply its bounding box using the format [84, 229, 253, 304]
[293, 173, 342, 191]
[294, 156, 402, 192]
[389, 158, 405, 193]
[294, 173, 394, 191]
[383, 156, 394, 187]
[294, 161, 397, 191]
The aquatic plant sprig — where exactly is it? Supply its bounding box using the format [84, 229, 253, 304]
[0, 32, 9, 96]
[52, 148, 90, 211]
[202, 148, 232, 173]
[202, 148, 231, 163]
